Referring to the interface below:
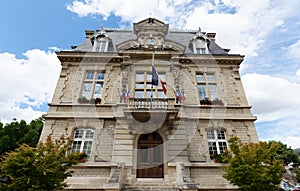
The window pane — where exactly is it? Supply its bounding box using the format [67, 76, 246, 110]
[82, 83, 92, 98]
[217, 131, 226, 140]
[218, 142, 227, 153]
[158, 91, 166, 98]
[146, 73, 152, 81]
[99, 42, 106, 52]
[135, 91, 144, 98]
[196, 74, 205, 81]
[198, 85, 206, 100]
[74, 129, 84, 138]
[135, 83, 144, 88]
[206, 130, 215, 139]
[85, 72, 94, 80]
[85, 130, 94, 139]
[146, 91, 152, 98]
[196, 48, 205, 54]
[136, 73, 144, 81]
[139, 146, 148, 163]
[153, 146, 162, 163]
[96, 72, 105, 80]
[71, 141, 82, 153]
[93, 82, 103, 98]
[208, 142, 218, 157]
[83, 141, 93, 159]
[140, 134, 149, 141]
[209, 85, 218, 100]
[158, 74, 166, 81]
[207, 74, 215, 82]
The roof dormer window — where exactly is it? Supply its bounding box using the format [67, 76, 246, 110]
[93, 37, 108, 52]
[91, 27, 110, 52]
[193, 38, 208, 54]
[192, 28, 210, 54]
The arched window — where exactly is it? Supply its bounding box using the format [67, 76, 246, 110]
[207, 129, 228, 159]
[71, 128, 94, 160]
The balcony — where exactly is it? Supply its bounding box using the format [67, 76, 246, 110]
[128, 98, 176, 109]
[124, 98, 179, 124]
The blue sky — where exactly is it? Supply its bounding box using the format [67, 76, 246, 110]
[0, 0, 300, 148]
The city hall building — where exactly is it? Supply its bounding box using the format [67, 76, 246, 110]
[40, 18, 259, 191]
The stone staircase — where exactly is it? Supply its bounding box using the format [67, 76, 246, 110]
[122, 182, 179, 191]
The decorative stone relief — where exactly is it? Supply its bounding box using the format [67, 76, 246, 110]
[95, 124, 115, 162]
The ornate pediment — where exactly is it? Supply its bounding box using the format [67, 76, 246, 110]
[117, 18, 185, 53]
[117, 39, 185, 53]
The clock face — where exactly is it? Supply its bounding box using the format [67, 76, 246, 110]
[146, 38, 156, 45]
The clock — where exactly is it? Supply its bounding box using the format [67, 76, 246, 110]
[146, 38, 156, 45]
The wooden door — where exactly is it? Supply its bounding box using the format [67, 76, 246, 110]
[137, 132, 163, 178]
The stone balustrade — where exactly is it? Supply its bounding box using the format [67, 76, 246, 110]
[128, 98, 176, 109]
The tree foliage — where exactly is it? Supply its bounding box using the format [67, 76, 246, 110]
[268, 140, 300, 166]
[0, 118, 43, 155]
[0, 136, 82, 191]
[224, 137, 285, 191]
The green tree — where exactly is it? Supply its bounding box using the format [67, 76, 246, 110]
[0, 117, 43, 155]
[268, 140, 300, 166]
[295, 167, 300, 184]
[0, 136, 82, 191]
[224, 137, 285, 191]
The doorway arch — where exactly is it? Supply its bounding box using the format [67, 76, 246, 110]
[137, 132, 164, 178]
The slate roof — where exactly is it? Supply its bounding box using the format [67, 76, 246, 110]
[73, 29, 228, 55]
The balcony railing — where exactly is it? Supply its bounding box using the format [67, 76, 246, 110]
[128, 98, 176, 109]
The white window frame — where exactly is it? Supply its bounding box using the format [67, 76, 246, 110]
[193, 39, 208, 54]
[93, 37, 108, 52]
[207, 129, 228, 159]
[71, 128, 94, 160]
[196, 72, 219, 102]
[81, 71, 105, 100]
[134, 71, 166, 98]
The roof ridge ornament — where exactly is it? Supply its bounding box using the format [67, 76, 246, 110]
[193, 27, 210, 41]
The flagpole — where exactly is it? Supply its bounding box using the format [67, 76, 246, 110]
[151, 50, 154, 108]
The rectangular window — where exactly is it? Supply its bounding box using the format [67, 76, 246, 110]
[71, 129, 94, 160]
[209, 85, 218, 100]
[196, 48, 206, 54]
[95, 40, 107, 52]
[207, 130, 228, 159]
[81, 71, 105, 100]
[198, 84, 207, 100]
[196, 73, 205, 81]
[135, 71, 166, 98]
[196, 72, 219, 103]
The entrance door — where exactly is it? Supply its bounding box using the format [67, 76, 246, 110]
[137, 132, 163, 178]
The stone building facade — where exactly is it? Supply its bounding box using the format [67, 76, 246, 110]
[40, 18, 259, 191]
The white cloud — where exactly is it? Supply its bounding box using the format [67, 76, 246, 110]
[287, 39, 300, 60]
[66, 0, 178, 22]
[66, 0, 299, 57]
[297, 69, 300, 76]
[242, 73, 300, 148]
[0, 50, 60, 124]
[242, 73, 300, 122]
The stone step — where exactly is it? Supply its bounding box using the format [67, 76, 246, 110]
[122, 187, 178, 191]
[122, 183, 177, 191]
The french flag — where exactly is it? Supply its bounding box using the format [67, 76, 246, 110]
[152, 66, 167, 95]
